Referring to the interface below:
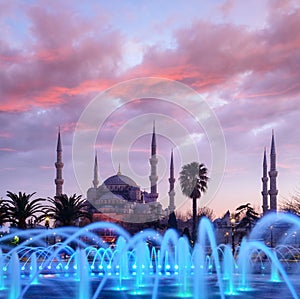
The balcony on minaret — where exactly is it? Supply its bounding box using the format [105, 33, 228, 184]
[55, 161, 64, 168]
[55, 178, 64, 185]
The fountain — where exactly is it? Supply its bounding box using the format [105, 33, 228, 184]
[0, 212, 299, 298]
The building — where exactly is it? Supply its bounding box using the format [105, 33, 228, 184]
[54, 123, 176, 233]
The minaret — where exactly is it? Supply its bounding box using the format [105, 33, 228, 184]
[168, 150, 176, 213]
[268, 130, 278, 212]
[261, 148, 268, 215]
[55, 128, 64, 196]
[149, 121, 158, 201]
[92, 151, 99, 189]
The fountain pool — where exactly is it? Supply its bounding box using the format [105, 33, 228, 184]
[0, 213, 299, 299]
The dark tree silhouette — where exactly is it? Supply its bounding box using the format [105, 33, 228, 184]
[0, 199, 9, 226]
[182, 227, 192, 246]
[235, 203, 259, 231]
[46, 194, 92, 227]
[167, 211, 178, 230]
[197, 206, 215, 222]
[179, 162, 209, 243]
[5, 191, 46, 229]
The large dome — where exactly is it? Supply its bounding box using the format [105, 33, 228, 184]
[103, 174, 138, 187]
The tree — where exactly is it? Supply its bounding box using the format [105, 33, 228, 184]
[5, 191, 46, 229]
[0, 199, 9, 226]
[179, 162, 209, 243]
[197, 206, 215, 222]
[167, 211, 178, 230]
[182, 227, 192, 245]
[235, 203, 259, 232]
[46, 194, 92, 227]
[281, 190, 300, 216]
[184, 206, 215, 221]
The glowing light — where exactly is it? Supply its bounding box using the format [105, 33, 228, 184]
[176, 292, 193, 298]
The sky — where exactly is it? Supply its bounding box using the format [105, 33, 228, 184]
[1, 0, 300, 218]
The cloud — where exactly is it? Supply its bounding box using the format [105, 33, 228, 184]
[128, 3, 300, 106]
[0, 1, 123, 112]
[0, 147, 16, 152]
[1, 0, 300, 215]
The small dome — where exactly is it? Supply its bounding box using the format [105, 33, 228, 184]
[103, 174, 138, 187]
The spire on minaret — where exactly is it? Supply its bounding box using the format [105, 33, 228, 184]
[93, 151, 99, 189]
[149, 121, 158, 201]
[55, 127, 64, 197]
[269, 130, 278, 212]
[261, 148, 268, 215]
[57, 126, 62, 151]
[170, 149, 174, 181]
[117, 163, 121, 175]
[151, 120, 156, 156]
[270, 129, 276, 169]
[168, 149, 176, 213]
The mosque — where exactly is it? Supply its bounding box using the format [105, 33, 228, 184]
[54, 121, 278, 236]
[54, 123, 176, 230]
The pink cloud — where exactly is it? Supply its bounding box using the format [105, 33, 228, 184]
[127, 4, 300, 105]
[0, 132, 11, 138]
[40, 165, 54, 170]
[0, 147, 16, 152]
[0, 2, 123, 113]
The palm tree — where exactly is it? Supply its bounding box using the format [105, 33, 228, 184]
[179, 162, 209, 243]
[46, 194, 92, 227]
[5, 191, 46, 229]
[235, 203, 259, 232]
[0, 199, 9, 226]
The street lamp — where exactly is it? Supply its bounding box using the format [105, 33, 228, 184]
[224, 231, 229, 244]
[230, 218, 236, 255]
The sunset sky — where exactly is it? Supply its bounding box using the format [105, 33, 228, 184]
[1, 0, 300, 218]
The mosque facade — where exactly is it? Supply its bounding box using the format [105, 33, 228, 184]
[54, 123, 176, 228]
